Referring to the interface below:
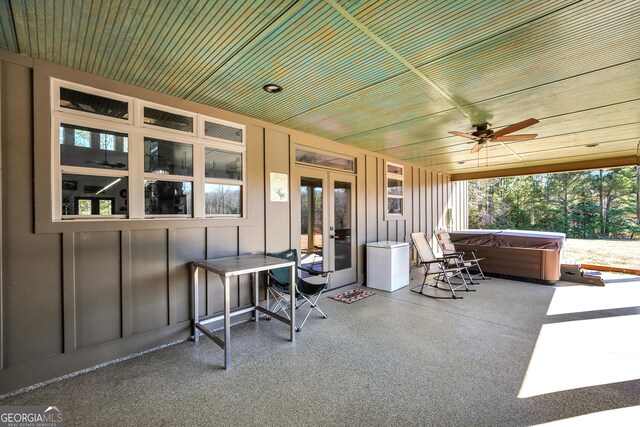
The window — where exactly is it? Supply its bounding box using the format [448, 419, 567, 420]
[100, 133, 116, 151]
[203, 117, 244, 144]
[58, 121, 129, 219]
[73, 129, 91, 148]
[59, 124, 128, 170]
[204, 148, 243, 216]
[205, 184, 241, 215]
[386, 162, 404, 217]
[144, 181, 192, 216]
[295, 148, 355, 172]
[205, 148, 241, 179]
[143, 137, 193, 217]
[59, 87, 129, 120]
[75, 197, 116, 215]
[144, 106, 194, 133]
[51, 79, 246, 221]
[144, 137, 193, 176]
[61, 174, 128, 217]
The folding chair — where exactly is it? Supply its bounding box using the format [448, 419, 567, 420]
[266, 249, 332, 332]
[434, 229, 487, 283]
[410, 232, 474, 299]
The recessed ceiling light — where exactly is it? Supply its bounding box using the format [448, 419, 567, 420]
[263, 84, 282, 93]
[585, 143, 599, 148]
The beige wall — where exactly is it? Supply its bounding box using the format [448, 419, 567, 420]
[0, 48, 464, 394]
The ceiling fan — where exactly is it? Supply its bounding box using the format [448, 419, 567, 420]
[449, 118, 539, 154]
[86, 150, 126, 168]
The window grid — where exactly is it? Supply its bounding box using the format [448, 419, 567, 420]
[52, 79, 246, 221]
[386, 162, 404, 217]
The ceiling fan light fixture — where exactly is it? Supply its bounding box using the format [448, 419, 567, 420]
[449, 118, 539, 156]
[263, 83, 282, 93]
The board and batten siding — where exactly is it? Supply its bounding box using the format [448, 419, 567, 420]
[0, 49, 466, 395]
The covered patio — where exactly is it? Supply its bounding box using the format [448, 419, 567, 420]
[1, 2, 639, 424]
[3, 271, 639, 425]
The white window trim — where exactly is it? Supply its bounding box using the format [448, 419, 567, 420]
[51, 79, 247, 221]
[385, 161, 404, 218]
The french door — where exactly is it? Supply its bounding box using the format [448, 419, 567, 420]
[294, 167, 357, 288]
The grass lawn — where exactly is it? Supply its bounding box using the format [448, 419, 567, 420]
[564, 238, 640, 268]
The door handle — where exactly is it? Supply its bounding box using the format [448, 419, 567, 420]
[329, 235, 335, 239]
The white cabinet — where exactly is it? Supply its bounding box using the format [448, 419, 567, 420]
[366, 241, 410, 292]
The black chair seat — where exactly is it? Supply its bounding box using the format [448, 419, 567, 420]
[266, 249, 333, 331]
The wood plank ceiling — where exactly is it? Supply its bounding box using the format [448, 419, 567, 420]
[1, 0, 638, 178]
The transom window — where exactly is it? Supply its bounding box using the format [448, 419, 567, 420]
[51, 79, 246, 220]
[59, 86, 129, 120]
[295, 147, 355, 172]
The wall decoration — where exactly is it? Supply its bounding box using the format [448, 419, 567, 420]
[62, 180, 77, 190]
[270, 172, 288, 202]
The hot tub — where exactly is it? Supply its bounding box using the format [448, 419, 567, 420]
[448, 230, 566, 285]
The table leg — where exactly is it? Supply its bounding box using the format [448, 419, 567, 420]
[253, 271, 259, 323]
[224, 275, 231, 369]
[192, 264, 200, 342]
[265, 273, 270, 314]
[290, 264, 296, 343]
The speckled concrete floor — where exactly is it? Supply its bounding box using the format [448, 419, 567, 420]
[2, 272, 639, 426]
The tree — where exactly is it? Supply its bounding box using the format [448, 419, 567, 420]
[467, 167, 639, 240]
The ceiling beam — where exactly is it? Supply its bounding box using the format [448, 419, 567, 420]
[324, 0, 470, 120]
[450, 155, 638, 181]
[497, 141, 524, 161]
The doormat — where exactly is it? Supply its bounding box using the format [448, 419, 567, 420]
[330, 288, 375, 304]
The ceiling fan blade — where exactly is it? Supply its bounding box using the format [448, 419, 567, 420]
[86, 159, 126, 168]
[470, 142, 484, 153]
[449, 130, 479, 140]
[492, 118, 539, 137]
[492, 134, 537, 142]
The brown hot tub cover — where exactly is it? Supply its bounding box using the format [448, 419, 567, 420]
[448, 230, 566, 284]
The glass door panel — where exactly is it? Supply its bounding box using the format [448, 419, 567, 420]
[329, 174, 356, 286]
[300, 177, 324, 278]
[332, 180, 352, 271]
